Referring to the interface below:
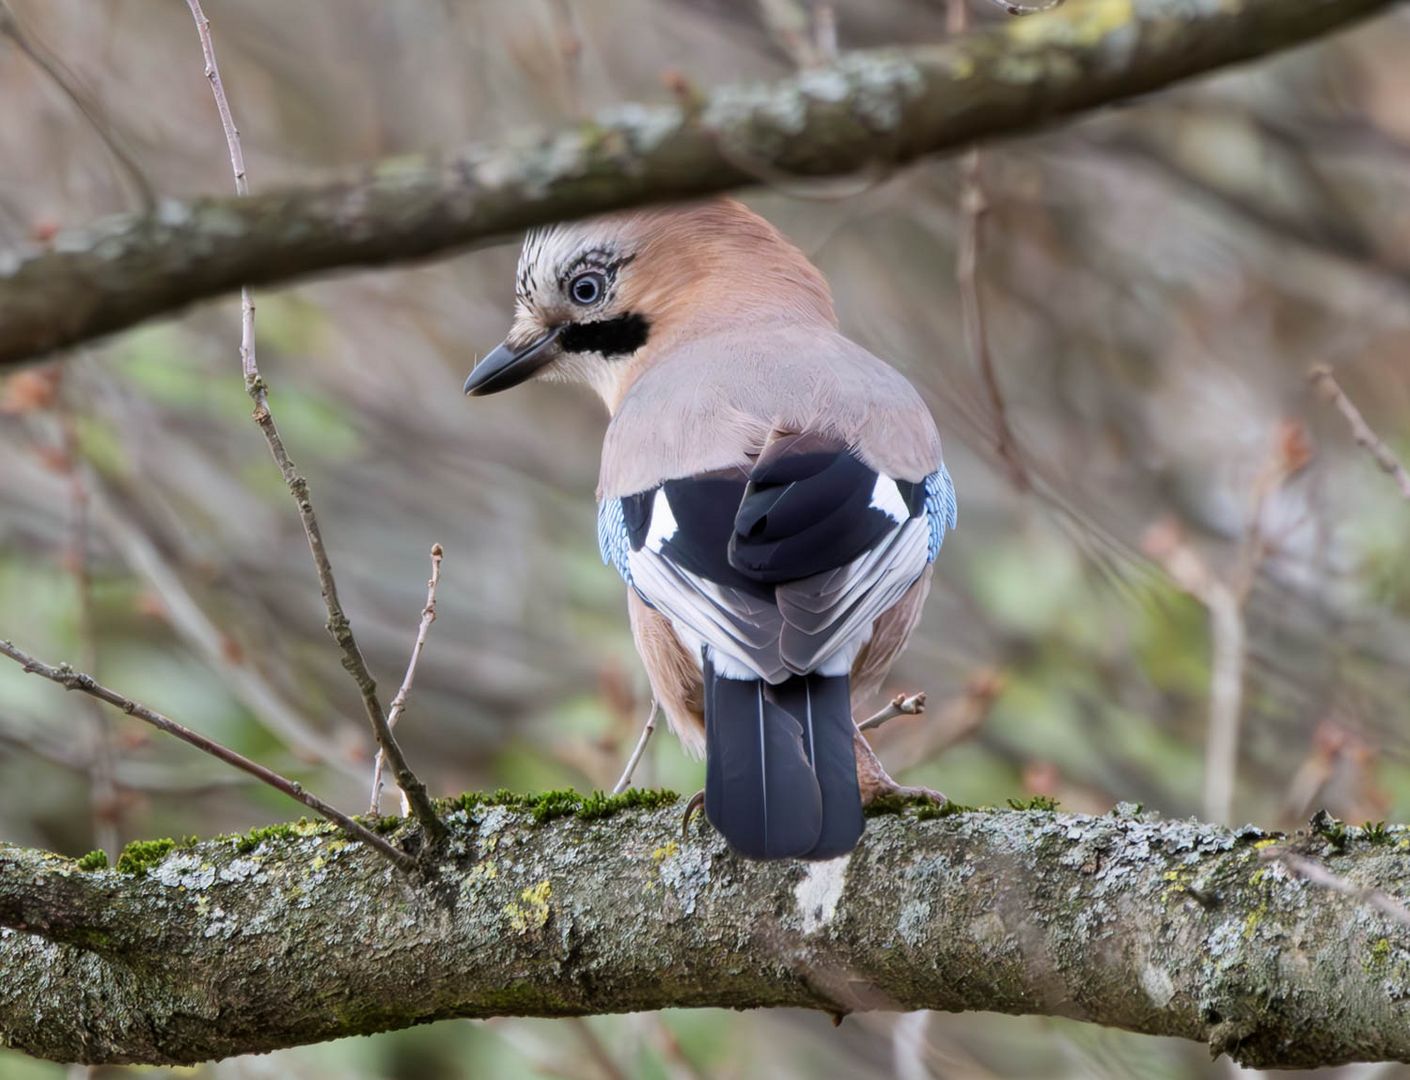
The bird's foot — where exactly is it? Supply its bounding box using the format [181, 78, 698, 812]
[681, 788, 706, 838]
[854, 729, 946, 808]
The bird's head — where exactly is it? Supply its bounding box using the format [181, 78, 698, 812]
[464, 199, 834, 410]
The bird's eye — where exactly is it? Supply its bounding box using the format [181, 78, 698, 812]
[569, 271, 606, 306]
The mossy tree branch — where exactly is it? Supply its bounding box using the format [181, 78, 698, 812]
[0, 0, 1395, 370]
[4, 800, 1410, 1068]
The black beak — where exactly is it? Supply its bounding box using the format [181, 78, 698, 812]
[463, 327, 561, 396]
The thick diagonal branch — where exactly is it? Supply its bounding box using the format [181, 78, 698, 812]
[0, 0, 1393, 370]
[4, 804, 1410, 1069]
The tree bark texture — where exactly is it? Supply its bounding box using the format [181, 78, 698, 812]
[3, 801, 1410, 1068]
[0, 0, 1395, 369]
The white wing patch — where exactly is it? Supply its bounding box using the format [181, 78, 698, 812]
[869, 474, 910, 523]
[601, 465, 956, 683]
[645, 488, 678, 552]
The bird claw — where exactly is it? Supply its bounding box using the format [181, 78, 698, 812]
[864, 781, 947, 808]
[854, 729, 946, 808]
[682, 788, 706, 838]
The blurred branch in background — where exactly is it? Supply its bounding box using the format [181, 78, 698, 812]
[948, 0, 1030, 493]
[0, 0, 1395, 370]
[1310, 364, 1410, 501]
[1143, 424, 1310, 824]
[0, 1, 153, 210]
[49, 374, 122, 860]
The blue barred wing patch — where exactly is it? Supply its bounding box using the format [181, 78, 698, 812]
[597, 498, 633, 586]
[923, 464, 958, 562]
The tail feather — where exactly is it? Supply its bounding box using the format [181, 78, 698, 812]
[703, 656, 821, 859]
[774, 673, 863, 859]
[703, 656, 864, 860]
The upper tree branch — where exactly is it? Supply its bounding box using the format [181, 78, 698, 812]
[4, 802, 1410, 1069]
[0, 0, 1394, 370]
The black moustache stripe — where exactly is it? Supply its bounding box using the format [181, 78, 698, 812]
[559, 313, 650, 358]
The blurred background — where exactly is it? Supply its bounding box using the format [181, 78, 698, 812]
[2, 0, 1410, 1077]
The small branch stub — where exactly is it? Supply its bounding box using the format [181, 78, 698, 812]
[371, 543, 445, 815]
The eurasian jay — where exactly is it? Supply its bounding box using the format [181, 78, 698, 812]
[465, 199, 956, 860]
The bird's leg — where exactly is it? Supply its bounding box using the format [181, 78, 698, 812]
[854, 729, 946, 806]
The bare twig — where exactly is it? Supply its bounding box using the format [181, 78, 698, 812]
[1262, 846, 1410, 929]
[183, 0, 442, 846]
[1200, 583, 1245, 827]
[949, 0, 1030, 493]
[888, 670, 1004, 771]
[0, 639, 417, 873]
[859, 692, 928, 732]
[611, 700, 660, 795]
[371, 544, 444, 815]
[1309, 365, 1410, 502]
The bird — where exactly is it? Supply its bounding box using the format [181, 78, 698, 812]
[465, 199, 956, 860]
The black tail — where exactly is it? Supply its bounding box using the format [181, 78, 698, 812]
[703, 659, 862, 860]
[774, 673, 864, 859]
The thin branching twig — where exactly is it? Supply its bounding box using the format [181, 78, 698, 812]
[611, 700, 660, 795]
[0, 639, 417, 873]
[1309, 365, 1410, 501]
[183, 0, 442, 846]
[371, 544, 444, 815]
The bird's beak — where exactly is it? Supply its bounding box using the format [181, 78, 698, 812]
[463, 326, 562, 396]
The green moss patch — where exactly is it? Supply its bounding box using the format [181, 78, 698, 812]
[114, 836, 196, 876]
[445, 787, 679, 824]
